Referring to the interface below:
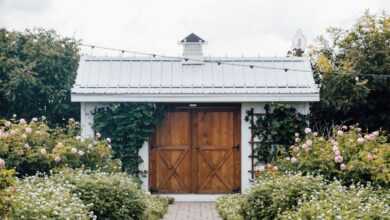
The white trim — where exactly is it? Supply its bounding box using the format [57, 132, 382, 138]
[139, 142, 149, 190]
[72, 93, 319, 103]
[156, 194, 224, 202]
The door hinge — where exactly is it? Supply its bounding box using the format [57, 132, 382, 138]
[233, 144, 240, 150]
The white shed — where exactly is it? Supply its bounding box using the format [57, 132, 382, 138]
[71, 33, 319, 201]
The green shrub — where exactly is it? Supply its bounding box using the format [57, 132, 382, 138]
[216, 194, 246, 220]
[243, 173, 326, 219]
[7, 175, 93, 220]
[278, 126, 390, 186]
[0, 118, 121, 176]
[280, 182, 390, 219]
[52, 170, 151, 220]
[0, 169, 15, 218]
[143, 195, 170, 220]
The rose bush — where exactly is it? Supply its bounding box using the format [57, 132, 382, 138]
[279, 125, 390, 186]
[0, 117, 121, 176]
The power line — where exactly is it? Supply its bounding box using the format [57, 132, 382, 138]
[79, 43, 390, 78]
[80, 43, 312, 73]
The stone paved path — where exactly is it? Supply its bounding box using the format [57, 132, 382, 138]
[162, 202, 222, 220]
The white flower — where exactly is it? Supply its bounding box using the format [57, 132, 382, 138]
[87, 144, 93, 149]
[342, 125, 348, 130]
[272, 166, 278, 171]
[24, 143, 31, 149]
[10, 130, 16, 135]
[313, 132, 318, 137]
[12, 114, 17, 118]
[106, 138, 111, 143]
[40, 148, 47, 155]
[69, 118, 75, 123]
[294, 133, 300, 137]
[54, 156, 61, 163]
[71, 148, 77, 154]
[293, 146, 299, 152]
[357, 128, 362, 132]
[78, 150, 85, 156]
[301, 143, 308, 149]
[334, 155, 343, 163]
[304, 128, 312, 134]
[107, 144, 112, 149]
[4, 121, 11, 127]
[41, 116, 46, 120]
[75, 136, 81, 140]
[334, 149, 341, 156]
[31, 117, 38, 122]
[291, 157, 298, 163]
[337, 130, 344, 136]
[365, 134, 375, 141]
[340, 163, 347, 170]
[25, 127, 32, 134]
[285, 157, 291, 161]
[357, 137, 365, 144]
[295, 138, 301, 143]
[96, 132, 101, 139]
[0, 158, 5, 169]
[305, 139, 313, 146]
[372, 131, 379, 136]
[19, 118, 27, 125]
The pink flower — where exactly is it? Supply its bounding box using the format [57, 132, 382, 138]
[19, 119, 27, 125]
[25, 127, 32, 134]
[304, 128, 312, 134]
[332, 145, 339, 152]
[367, 153, 374, 161]
[372, 131, 379, 136]
[334, 149, 341, 156]
[291, 157, 298, 163]
[302, 143, 308, 149]
[340, 163, 347, 170]
[357, 137, 365, 144]
[335, 155, 343, 163]
[365, 134, 375, 141]
[0, 158, 5, 169]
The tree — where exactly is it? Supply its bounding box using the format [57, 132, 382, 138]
[310, 11, 390, 133]
[0, 28, 80, 125]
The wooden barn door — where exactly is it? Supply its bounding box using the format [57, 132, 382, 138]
[150, 106, 240, 194]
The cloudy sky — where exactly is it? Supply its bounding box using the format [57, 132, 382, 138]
[0, 0, 388, 57]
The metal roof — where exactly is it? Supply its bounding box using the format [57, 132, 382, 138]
[180, 33, 206, 43]
[71, 56, 319, 102]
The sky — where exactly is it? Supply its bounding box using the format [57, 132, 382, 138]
[0, 0, 388, 57]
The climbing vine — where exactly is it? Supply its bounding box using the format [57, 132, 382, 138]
[246, 104, 307, 163]
[93, 103, 168, 175]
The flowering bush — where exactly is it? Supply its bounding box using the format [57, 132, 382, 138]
[0, 168, 15, 218]
[0, 117, 121, 176]
[280, 182, 390, 219]
[216, 194, 246, 220]
[278, 126, 390, 186]
[143, 195, 170, 220]
[51, 169, 169, 220]
[243, 173, 326, 219]
[6, 175, 93, 219]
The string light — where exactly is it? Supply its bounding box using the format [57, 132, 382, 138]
[79, 43, 389, 78]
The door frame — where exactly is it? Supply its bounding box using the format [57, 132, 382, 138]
[148, 103, 241, 194]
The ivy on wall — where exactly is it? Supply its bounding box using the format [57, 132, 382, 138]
[246, 104, 307, 163]
[93, 103, 167, 175]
